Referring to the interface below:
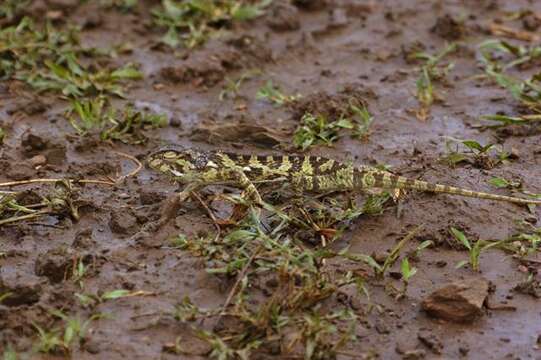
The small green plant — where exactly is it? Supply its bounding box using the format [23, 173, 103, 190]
[2, 346, 18, 360]
[414, 240, 433, 258]
[153, 0, 271, 48]
[72, 257, 87, 289]
[256, 80, 301, 106]
[478, 42, 541, 125]
[441, 137, 503, 168]
[66, 99, 167, 143]
[378, 226, 422, 278]
[414, 43, 457, 120]
[293, 113, 348, 150]
[33, 311, 104, 354]
[219, 69, 261, 100]
[479, 39, 541, 72]
[292, 101, 374, 150]
[450, 227, 502, 272]
[400, 257, 417, 294]
[349, 104, 374, 139]
[76, 289, 142, 308]
[33, 324, 64, 354]
[100, 0, 138, 11]
[0, 0, 30, 21]
[488, 176, 520, 189]
[0, 18, 142, 99]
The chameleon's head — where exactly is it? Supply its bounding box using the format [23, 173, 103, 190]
[147, 147, 211, 183]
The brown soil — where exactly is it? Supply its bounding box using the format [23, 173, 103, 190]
[1, 0, 541, 359]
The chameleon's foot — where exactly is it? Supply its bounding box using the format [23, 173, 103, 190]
[131, 188, 196, 244]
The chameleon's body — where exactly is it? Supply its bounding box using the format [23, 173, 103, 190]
[147, 148, 541, 206]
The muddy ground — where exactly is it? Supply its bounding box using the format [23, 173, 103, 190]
[1, 0, 541, 359]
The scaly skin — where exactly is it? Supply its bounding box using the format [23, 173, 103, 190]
[147, 147, 541, 206]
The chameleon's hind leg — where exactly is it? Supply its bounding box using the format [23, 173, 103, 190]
[225, 169, 265, 221]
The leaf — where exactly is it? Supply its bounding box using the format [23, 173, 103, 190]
[481, 114, 527, 125]
[101, 289, 131, 300]
[489, 177, 510, 188]
[111, 66, 143, 79]
[455, 260, 469, 269]
[401, 257, 417, 281]
[344, 253, 382, 272]
[461, 140, 484, 152]
[450, 227, 471, 250]
[335, 118, 354, 129]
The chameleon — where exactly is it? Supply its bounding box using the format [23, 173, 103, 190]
[147, 147, 541, 209]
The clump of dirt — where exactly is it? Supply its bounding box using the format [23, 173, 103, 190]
[431, 14, 466, 40]
[191, 117, 289, 147]
[160, 36, 272, 87]
[290, 84, 377, 121]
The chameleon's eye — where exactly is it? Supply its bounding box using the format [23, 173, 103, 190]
[163, 151, 179, 159]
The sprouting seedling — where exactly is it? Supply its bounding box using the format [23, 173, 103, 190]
[2, 346, 18, 360]
[414, 42, 457, 120]
[349, 103, 374, 139]
[400, 257, 417, 295]
[75, 289, 148, 308]
[479, 39, 541, 71]
[378, 226, 423, 279]
[256, 80, 301, 106]
[488, 176, 520, 189]
[441, 137, 503, 168]
[72, 257, 87, 289]
[451, 227, 502, 272]
[414, 240, 433, 258]
[219, 69, 261, 101]
[152, 0, 271, 48]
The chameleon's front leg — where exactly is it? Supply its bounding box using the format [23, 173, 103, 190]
[230, 170, 263, 205]
[158, 182, 203, 226]
[134, 182, 203, 240]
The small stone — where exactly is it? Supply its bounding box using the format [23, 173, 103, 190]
[30, 154, 47, 167]
[417, 330, 443, 354]
[421, 278, 489, 323]
[170, 118, 182, 128]
[328, 8, 349, 28]
[459, 346, 469, 356]
[375, 319, 390, 334]
[83, 338, 101, 354]
[402, 349, 426, 360]
[523, 14, 541, 31]
[509, 147, 520, 159]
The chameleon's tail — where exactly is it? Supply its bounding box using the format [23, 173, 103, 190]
[386, 174, 541, 205]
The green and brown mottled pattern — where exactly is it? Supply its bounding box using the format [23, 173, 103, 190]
[147, 148, 541, 205]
